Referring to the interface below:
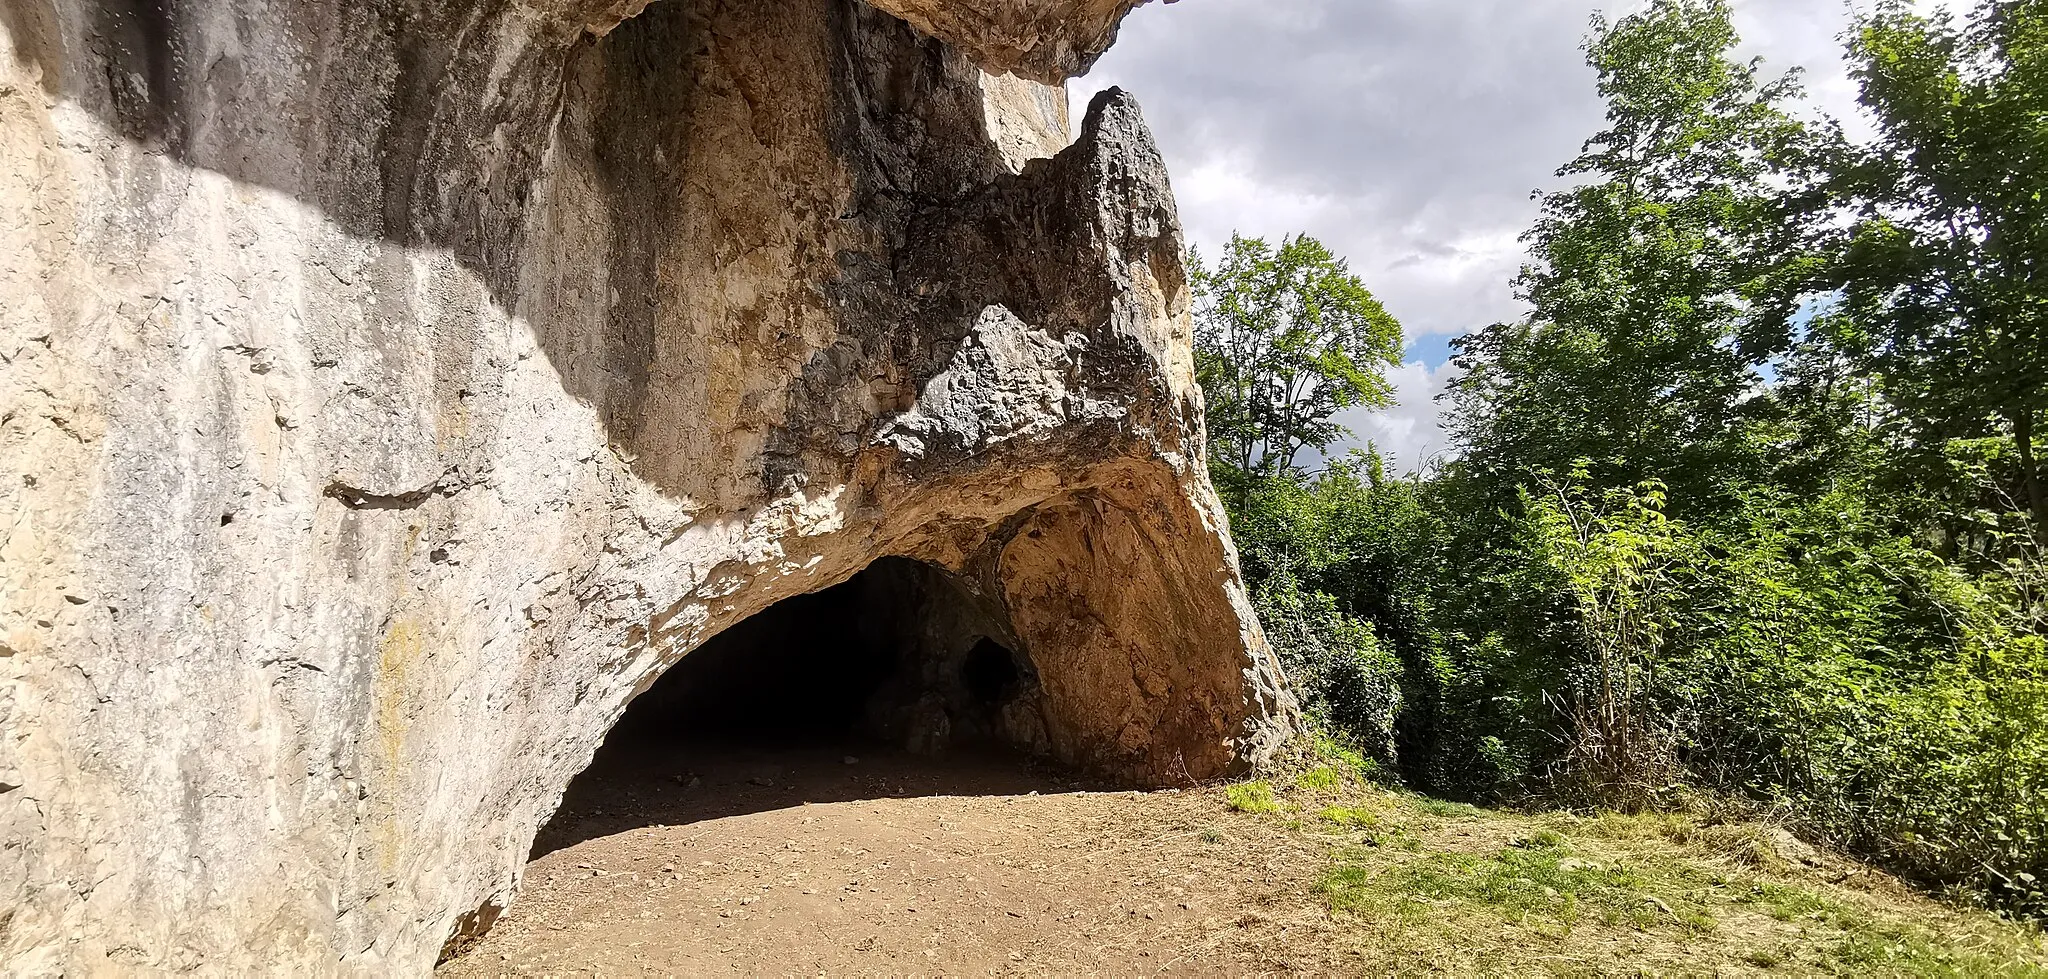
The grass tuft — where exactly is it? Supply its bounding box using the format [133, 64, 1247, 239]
[1226, 780, 1281, 815]
[1318, 805, 1381, 829]
[1296, 765, 1343, 791]
[1412, 797, 1485, 819]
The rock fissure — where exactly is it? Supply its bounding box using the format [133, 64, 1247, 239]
[323, 476, 463, 512]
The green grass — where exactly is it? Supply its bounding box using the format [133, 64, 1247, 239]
[1217, 752, 2045, 973]
[1309, 813, 2047, 974]
[1321, 834, 1718, 935]
[1744, 879, 1833, 921]
[1742, 945, 1789, 968]
[1411, 797, 1485, 819]
[1296, 765, 1343, 791]
[1317, 805, 1380, 829]
[1226, 780, 1281, 814]
[1306, 734, 1379, 782]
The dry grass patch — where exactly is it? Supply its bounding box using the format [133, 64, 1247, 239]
[1214, 747, 2048, 975]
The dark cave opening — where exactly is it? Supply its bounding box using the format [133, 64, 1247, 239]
[615, 572, 899, 745]
[962, 636, 1021, 708]
[534, 557, 1061, 856]
[611, 558, 1037, 747]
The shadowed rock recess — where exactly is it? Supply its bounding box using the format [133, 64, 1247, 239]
[0, 0, 1292, 971]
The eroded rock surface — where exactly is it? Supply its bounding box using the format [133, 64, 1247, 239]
[0, 0, 1289, 972]
[864, 0, 1155, 81]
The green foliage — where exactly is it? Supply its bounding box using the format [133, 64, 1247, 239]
[1191, 234, 1405, 485]
[1254, 566, 1402, 766]
[1196, 0, 2048, 922]
[1296, 766, 1343, 791]
[1520, 472, 1691, 810]
[1307, 731, 1383, 784]
[1449, 0, 1824, 514]
[1833, 0, 2048, 540]
[1668, 494, 2048, 915]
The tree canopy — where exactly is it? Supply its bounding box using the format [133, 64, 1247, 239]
[1833, 0, 2048, 538]
[1191, 233, 1405, 488]
[1199, 0, 2048, 919]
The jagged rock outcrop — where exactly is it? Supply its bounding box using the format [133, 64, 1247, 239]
[0, 0, 1290, 972]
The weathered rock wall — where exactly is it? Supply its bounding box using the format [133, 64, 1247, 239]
[0, 0, 1288, 972]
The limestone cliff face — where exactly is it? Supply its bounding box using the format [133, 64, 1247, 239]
[0, 0, 1289, 972]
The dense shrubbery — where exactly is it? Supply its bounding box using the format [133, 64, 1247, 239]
[1200, 0, 2048, 916]
[1251, 566, 1403, 769]
[1231, 453, 2048, 914]
[1415, 470, 2048, 915]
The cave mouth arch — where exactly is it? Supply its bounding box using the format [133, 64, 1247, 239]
[533, 557, 1065, 855]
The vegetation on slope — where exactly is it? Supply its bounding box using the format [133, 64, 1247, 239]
[1221, 748, 2047, 974]
[1199, 0, 2048, 921]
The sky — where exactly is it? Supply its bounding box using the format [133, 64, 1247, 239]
[1074, 0, 1884, 473]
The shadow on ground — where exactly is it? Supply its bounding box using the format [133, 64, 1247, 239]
[532, 737, 1105, 857]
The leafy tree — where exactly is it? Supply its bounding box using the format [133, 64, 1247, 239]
[1193, 0, 2048, 919]
[1833, 0, 2048, 540]
[1449, 0, 1826, 512]
[1185, 232, 1408, 764]
[1191, 234, 1405, 488]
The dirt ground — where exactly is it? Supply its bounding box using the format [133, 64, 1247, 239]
[439, 742, 1350, 976]
[439, 740, 2047, 977]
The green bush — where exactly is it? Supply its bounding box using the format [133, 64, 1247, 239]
[1418, 476, 2048, 914]
[1229, 461, 2048, 915]
[1255, 567, 1403, 767]
[1200, 0, 2048, 919]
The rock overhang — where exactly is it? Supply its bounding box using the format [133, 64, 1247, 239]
[0, 0, 1292, 971]
[576, 0, 1160, 82]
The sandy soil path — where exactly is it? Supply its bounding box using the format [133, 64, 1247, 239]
[438, 744, 1339, 976]
[440, 740, 2048, 976]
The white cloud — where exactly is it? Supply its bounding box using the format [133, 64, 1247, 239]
[1304, 359, 1463, 477]
[1082, 0, 1949, 469]
[1083, 0, 1607, 346]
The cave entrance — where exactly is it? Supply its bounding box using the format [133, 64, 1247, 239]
[535, 558, 1064, 855]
